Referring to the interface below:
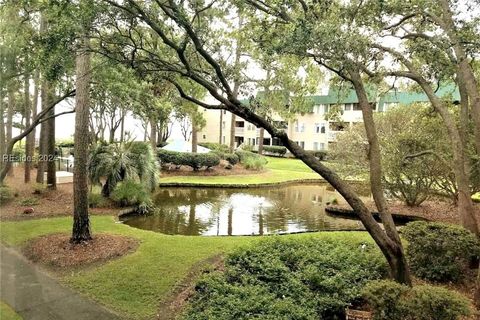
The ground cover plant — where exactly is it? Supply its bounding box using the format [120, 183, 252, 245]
[182, 236, 387, 320]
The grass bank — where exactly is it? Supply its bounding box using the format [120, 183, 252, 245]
[0, 216, 372, 319]
[0, 301, 22, 320]
[160, 157, 323, 186]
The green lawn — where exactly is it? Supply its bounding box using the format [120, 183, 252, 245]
[0, 216, 372, 319]
[0, 301, 22, 320]
[160, 156, 322, 185]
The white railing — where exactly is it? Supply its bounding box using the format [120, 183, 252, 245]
[235, 127, 245, 135]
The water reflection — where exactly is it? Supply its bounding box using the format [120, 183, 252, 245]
[121, 184, 368, 236]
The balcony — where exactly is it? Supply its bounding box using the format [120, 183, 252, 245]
[235, 127, 245, 135]
[328, 131, 340, 141]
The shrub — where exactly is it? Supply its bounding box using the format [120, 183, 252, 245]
[243, 157, 266, 170]
[158, 149, 220, 170]
[183, 237, 387, 320]
[305, 150, 328, 161]
[0, 186, 13, 205]
[210, 150, 240, 165]
[363, 280, 471, 320]
[88, 191, 108, 208]
[111, 180, 152, 211]
[33, 183, 46, 194]
[263, 145, 287, 157]
[224, 153, 239, 165]
[198, 142, 230, 153]
[18, 197, 39, 206]
[401, 221, 480, 282]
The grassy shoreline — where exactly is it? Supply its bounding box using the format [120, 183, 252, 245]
[159, 157, 362, 186]
[0, 216, 371, 319]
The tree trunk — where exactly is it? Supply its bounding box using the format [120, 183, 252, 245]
[191, 122, 198, 153]
[439, 0, 480, 155]
[229, 114, 236, 151]
[6, 86, 14, 177]
[219, 110, 223, 144]
[24, 74, 32, 183]
[0, 91, 6, 173]
[109, 127, 115, 143]
[36, 97, 46, 184]
[415, 76, 479, 236]
[71, 35, 92, 243]
[120, 109, 125, 143]
[46, 84, 56, 189]
[475, 264, 480, 309]
[349, 70, 411, 283]
[150, 118, 157, 149]
[258, 128, 265, 154]
[457, 77, 473, 177]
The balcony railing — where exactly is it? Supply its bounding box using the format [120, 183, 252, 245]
[328, 131, 340, 141]
[235, 127, 245, 135]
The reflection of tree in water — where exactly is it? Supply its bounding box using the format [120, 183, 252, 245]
[125, 184, 366, 235]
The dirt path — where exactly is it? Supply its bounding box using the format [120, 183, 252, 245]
[0, 245, 121, 320]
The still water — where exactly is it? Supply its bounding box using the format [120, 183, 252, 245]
[120, 183, 372, 236]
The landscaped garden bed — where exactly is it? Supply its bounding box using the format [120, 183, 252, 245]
[23, 233, 139, 270]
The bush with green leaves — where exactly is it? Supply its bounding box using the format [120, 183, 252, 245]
[242, 157, 266, 170]
[263, 145, 287, 157]
[304, 150, 328, 161]
[18, 197, 39, 206]
[198, 142, 230, 153]
[88, 191, 108, 208]
[158, 149, 220, 170]
[362, 280, 471, 320]
[182, 237, 387, 320]
[0, 186, 13, 205]
[401, 221, 480, 282]
[89, 141, 159, 197]
[111, 180, 152, 212]
[210, 150, 240, 165]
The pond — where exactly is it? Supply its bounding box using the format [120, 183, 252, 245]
[120, 183, 374, 236]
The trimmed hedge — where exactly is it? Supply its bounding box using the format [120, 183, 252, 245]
[158, 149, 221, 171]
[401, 221, 480, 282]
[263, 145, 287, 157]
[362, 280, 471, 320]
[235, 150, 268, 170]
[211, 150, 240, 165]
[198, 142, 230, 153]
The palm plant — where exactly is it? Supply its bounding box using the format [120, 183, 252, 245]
[88, 141, 159, 197]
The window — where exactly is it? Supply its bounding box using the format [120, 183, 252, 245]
[222, 121, 226, 129]
[202, 134, 206, 139]
[222, 136, 225, 144]
[344, 103, 352, 111]
[223, 110, 227, 114]
[294, 121, 299, 132]
[300, 123, 305, 132]
[296, 141, 305, 148]
[314, 123, 326, 134]
[313, 104, 329, 114]
[313, 142, 319, 150]
[319, 142, 325, 150]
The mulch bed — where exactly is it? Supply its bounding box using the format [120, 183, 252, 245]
[161, 162, 265, 177]
[23, 233, 139, 269]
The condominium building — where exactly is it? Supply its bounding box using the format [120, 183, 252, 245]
[198, 86, 459, 151]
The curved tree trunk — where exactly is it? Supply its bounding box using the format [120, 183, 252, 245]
[46, 84, 56, 189]
[71, 35, 92, 243]
[349, 70, 410, 283]
[415, 77, 479, 236]
[439, 0, 480, 155]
